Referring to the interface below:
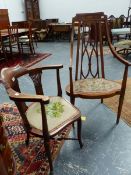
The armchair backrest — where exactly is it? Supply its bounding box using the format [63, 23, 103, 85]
[1, 65, 46, 96]
[8, 25, 19, 45]
[69, 12, 131, 94]
[70, 13, 106, 81]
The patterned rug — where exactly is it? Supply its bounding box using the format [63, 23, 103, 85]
[104, 78, 131, 126]
[0, 53, 51, 70]
[0, 103, 71, 175]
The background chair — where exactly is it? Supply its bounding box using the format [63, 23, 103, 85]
[65, 13, 131, 124]
[3, 25, 21, 57]
[34, 20, 49, 41]
[114, 39, 131, 56]
[18, 22, 35, 55]
[0, 31, 7, 61]
[109, 14, 129, 43]
[1, 65, 83, 173]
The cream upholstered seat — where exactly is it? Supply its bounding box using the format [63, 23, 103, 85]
[35, 29, 48, 41]
[27, 96, 80, 134]
[114, 39, 131, 55]
[1, 65, 83, 173]
[66, 78, 121, 98]
[111, 27, 131, 55]
[114, 39, 131, 47]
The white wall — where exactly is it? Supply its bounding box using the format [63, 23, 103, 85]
[39, 0, 130, 22]
[0, 0, 130, 22]
[0, 0, 26, 23]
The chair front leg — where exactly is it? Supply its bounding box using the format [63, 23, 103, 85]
[44, 139, 53, 172]
[25, 130, 30, 146]
[77, 118, 83, 148]
[70, 96, 75, 105]
[117, 65, 128, 124]
[116, 92, 125, 124]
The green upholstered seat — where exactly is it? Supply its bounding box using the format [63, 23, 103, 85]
[26, 96, 80, 134]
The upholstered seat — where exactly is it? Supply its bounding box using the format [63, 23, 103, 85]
[27, 96, 80, 135]
[35, 29, 48, 41]
[66, 78, 121, 98]
[113, 39, 131, 55]
[114, 39, 131, 48]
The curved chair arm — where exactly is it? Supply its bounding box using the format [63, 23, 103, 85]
[69, 66, 74, 96]
[27, 64, 63, 72]
[105, 20, 131, 66]
[109, 43, 131, 66]
[7, 88, 50, 104]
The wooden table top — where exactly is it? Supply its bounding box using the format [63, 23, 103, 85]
[1, 28, 37, 37]
[111, 28, 131, 35]
[48, 23, 72, 26]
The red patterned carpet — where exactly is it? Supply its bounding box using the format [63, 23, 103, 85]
[0, 53, 51, 70]
[0, 103, 71, 175]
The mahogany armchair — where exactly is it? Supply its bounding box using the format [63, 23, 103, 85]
[65, 13, 131, 124]
[1, 65, 83, 173]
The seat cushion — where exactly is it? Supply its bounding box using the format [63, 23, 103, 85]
[66, 78, 121, 98]
[19, 38, 30, 43]
[19, 35, 34, 39]
[19, 35, 28, 39]
[114, 40, 131, 49]
[26, 96, 80, 134]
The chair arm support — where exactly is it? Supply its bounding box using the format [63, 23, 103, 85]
[38, 64, 63, 97]
[69, 66, 74, 95]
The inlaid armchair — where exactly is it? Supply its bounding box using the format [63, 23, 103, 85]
[1, 65, 83, 173]
[65, 13, 131, 124]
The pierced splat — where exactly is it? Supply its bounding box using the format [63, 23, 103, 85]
[72, 14, 105, 81]
[77, 21, 104, 80]
[29, 70, 44, 95]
